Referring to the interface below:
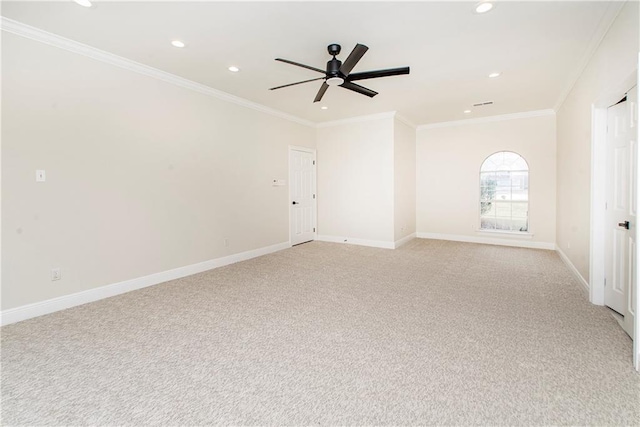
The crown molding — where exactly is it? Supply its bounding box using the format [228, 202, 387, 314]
[553, 1, 626, 112]
[315, 111, 396, 128]
[394, 112, 417, 129]
[0, 17, 315, 128]
[316, 111, 417, 129]
[416, 109, 555, 130]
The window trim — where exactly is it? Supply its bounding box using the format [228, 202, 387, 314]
[476, 229, 534, 239]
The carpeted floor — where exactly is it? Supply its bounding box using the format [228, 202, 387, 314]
[1, 239, 639, 425]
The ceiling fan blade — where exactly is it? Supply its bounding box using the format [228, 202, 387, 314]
[275, 58, 326, 74]
[269, 77, 325, 90]
[339, 81, 378, 98]
[313, 82, 329, 103]
[339, 43, 369, 76]
[347, 66, 410, 81]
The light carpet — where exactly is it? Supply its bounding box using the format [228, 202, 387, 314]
[1, 239, 639, 425]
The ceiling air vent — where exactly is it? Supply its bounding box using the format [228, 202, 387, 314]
[473, 101, 494, 107]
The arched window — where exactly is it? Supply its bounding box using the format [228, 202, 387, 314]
[480, 151, 529, 232]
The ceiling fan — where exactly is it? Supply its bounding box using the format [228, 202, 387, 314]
[269, 43, 410, 103]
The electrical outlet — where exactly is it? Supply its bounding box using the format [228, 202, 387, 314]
[224, 238, 229, 247]
[51, 268, 61, 281]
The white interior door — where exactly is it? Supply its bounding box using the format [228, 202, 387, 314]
[624, 87, 637, 340]
[605, 95, 636, 339]
[289, 148, 316, 246]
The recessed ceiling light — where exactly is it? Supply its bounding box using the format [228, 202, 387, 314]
[171, 40, 185, 48]
[464, 110, 472, 114]
[321, 106, 328, 110]
[475, 2, 494, 14]
[73, 0, 92, 7]
[489, 72, 501, 78]
[228, 66, 240, 72]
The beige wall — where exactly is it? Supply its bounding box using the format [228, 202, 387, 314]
[316, 117, 395, 244]
[1, 34, 315, 310]
[556, 1, 639, 281]
[394, 118, 416, 241]
[416, 114, 557, 246]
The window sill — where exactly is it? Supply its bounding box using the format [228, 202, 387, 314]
[476, 229, 534, 239]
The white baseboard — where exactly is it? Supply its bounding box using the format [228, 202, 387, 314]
[394, 232, 417, 249]
[555, 245, 590, 296]
[1, 241, 290, 326]
[315, 235, 395, 249]
[416, 232, 556, 250]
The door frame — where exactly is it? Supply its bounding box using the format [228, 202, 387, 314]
[589, 70, 638, 370]
[288, 145, 317, 247]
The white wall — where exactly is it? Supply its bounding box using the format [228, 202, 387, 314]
[1, 33, 315, 311]
[416, 114, 557, 248]
[556, 1, 639, 282]
[316, 116, 395, 245]
[394, 118, 416, 241]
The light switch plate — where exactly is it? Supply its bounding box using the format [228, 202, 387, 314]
[36, 170, 46, 182]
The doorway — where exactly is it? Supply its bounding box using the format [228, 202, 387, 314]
[289, 146, 316, 246]
[590, 76, 639, 371]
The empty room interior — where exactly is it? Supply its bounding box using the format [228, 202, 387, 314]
[2, 0, 640, 425]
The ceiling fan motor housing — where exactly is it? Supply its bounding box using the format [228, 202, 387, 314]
[327, 58, 343, 77]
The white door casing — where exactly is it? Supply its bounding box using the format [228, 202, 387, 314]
[605, 97, 636, 338]
[289, 147, 316, 246]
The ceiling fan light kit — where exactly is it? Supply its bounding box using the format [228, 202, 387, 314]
[270, 43, 410, 103]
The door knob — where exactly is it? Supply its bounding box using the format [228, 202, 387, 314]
[292, 201, 298, 205]
[618, 221, 630, 229]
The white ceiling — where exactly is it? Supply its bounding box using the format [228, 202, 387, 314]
[1, 1, 622, 125]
